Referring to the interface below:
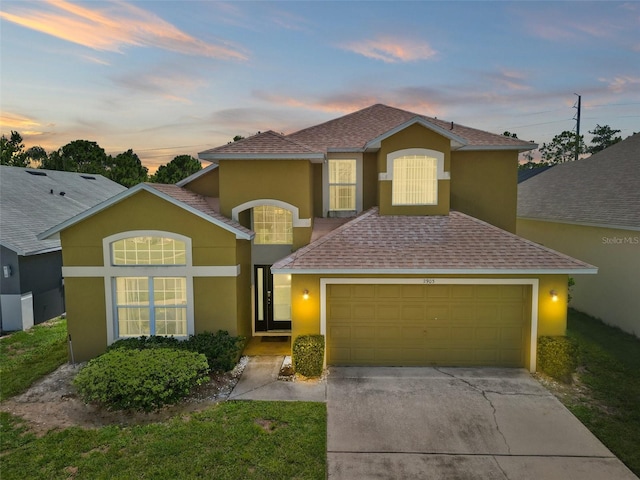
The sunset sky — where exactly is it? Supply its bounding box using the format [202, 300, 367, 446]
[1, 1, 638, 172]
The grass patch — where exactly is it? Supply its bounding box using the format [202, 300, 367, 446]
[0, 401, 326, 480]
[564, 309, 640, 476]
[0, 318, 68, 401]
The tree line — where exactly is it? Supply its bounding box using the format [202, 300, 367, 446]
[0, 132, 202, 187]
[505, 124, 625, 170]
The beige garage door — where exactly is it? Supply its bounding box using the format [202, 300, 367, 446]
[326, 283, 531, 367]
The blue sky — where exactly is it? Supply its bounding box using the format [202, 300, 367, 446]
[1, 1, 638, 171]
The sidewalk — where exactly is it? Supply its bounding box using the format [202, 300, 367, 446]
[229, 356, 326, 402]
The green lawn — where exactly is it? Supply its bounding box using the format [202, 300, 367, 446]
[0, 318, 68, 401]
[1, 319, 327, 479]
[564, 309, 640, 476]
[1, 401, 326, 480]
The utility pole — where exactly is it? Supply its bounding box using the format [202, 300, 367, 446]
[574, 94, 581, 161]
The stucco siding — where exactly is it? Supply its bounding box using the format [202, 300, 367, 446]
[218, 159, 313, 220]
[65, 277, 107, 361]
[450, 150, 519, 232]
[61, 190, 238, 267]
[182, 167, 219, 198]
[377, 124, 452, 216]
[518, 218, 639, 337]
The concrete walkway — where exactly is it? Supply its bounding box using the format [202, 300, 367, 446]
[229, 356, 326, 402]
[327, 367, 638, 480]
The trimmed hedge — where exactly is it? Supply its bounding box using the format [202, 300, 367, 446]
[538, 336, 578, 383]
[74, 348, 209, 412]
[292, 335, 325, 378]
[185, 331, 245, 372]
[108, 330, 245, 372]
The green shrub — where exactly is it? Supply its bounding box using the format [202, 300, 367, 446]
[108, 331, 245, 373]
[538, 336, 578, 383]
[185, 330, 245, 372]
[74, 348, 209, 412]
[107, 335, 181, 351]
[292, 335, 325, 378]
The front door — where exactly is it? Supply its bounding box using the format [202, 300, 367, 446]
[255, 265, 292, 332]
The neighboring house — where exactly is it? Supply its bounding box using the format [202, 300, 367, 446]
[517, 133, 640, 337]
[40, 104, 596, 371]
[0, 166, 126, 332]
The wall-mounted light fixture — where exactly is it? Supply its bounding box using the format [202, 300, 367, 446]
[3, 265, 12, 278]
[550, 290, 558, 302]
[302, 289, 310, 300]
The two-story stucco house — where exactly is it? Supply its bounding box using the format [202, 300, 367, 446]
[40, 104, 596, 371]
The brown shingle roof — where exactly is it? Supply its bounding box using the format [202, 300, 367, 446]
[200, 130, 321, 157]
[518, 133, 640, 229]
[289, 104, 533, 151]
[146, 184, 253, 237]
[199, 104, 534, 159]
[272, 208, 595, 273]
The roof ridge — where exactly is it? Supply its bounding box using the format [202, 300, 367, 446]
[285, 103, 414, 139]
[456, 211, 596, 269]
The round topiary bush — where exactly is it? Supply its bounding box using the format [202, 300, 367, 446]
[74, 348, 209, 412]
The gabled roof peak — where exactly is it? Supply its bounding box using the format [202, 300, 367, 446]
[200, 103, 536, 160]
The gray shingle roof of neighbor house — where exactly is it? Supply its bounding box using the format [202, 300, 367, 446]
[272, 208, 596, 274]
[0, 166, 127, 256]
[518, 133, 640, 230]
[199, 104, 536, 159]
[38, 182, 253, 241]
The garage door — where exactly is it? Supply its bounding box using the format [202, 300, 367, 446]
[326, 283, 530, 367]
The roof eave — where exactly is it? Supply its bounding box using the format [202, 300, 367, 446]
[271, 267, 598, 275]
[38, 184, 253, 241]
[458, 143, 538, 152]
[176, 163, 218, 187]
[198, 153, 325, 161]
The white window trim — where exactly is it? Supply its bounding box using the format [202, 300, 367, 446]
[231, 199, 311, 228]
[101, 231, 194, 345]
[380, 149, 449, 206]
[323, 154, 363, 216]
[319, 277, 539, 373]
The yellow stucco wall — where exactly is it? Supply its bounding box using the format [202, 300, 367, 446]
[377, 124, 452, 216]
[518, 219, 638, 337]
[61, 190, 237, 267]
[312, 163, 323, 218]
[65, 277, 106, 362]
[450, 150, 519, 232]
[59, 189, 252, 361]
[362, 152, 378, 210]
[218, 159, 313, 249]
[181, 166, 219, 198]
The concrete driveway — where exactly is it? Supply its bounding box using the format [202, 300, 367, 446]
[327, 367, 638, 480]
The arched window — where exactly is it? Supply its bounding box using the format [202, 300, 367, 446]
[107, 233, 190, 338]
[386, 149, 445, 206]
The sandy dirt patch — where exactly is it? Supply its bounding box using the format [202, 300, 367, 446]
[0, 357, 248, 436]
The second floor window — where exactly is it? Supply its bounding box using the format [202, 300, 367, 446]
[253, 205, 293, 244]
[392, 154, 438, 205]
[329, 159, 356, 211]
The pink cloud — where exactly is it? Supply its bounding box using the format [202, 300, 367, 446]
[0, 0, 248, 60]
[341, 36, 437, 63]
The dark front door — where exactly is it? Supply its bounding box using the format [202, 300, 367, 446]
[255, 265, 292, 332]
